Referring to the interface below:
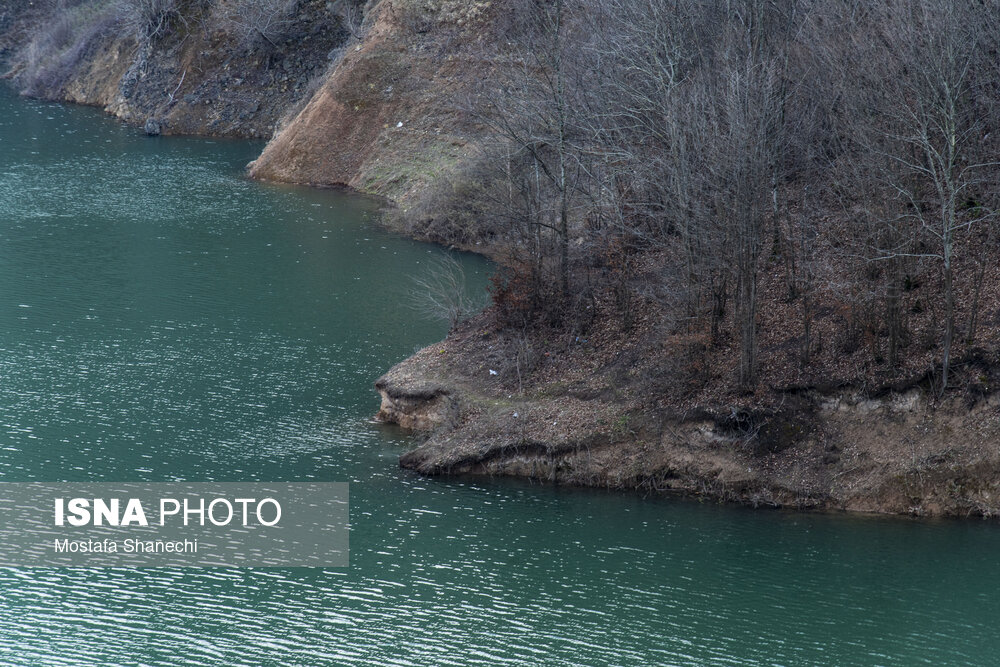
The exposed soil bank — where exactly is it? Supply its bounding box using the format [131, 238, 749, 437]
[376, 317, 1000, 519]
[248, 0, 492, 211]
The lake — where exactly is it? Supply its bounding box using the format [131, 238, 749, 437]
[0, 86, 997, 666]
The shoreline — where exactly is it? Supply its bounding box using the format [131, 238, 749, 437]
[376, 319, 1000, 520]
[4, 2, 1000, 521]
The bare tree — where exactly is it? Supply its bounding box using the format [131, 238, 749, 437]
[592, 1, 793, 388]
[679, 2, 785, 389]
[592, 0, 719, 330]
[477, 0, 590, 303]
[724, 47, 782, 389]
[844, 0, 1000, 391]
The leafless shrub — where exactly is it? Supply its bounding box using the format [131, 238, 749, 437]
[217, 0, 297, 49]
[410, 254, 484, 331]
[114, 0, 178, 42]
[12, 2, 117, 97]
[398, 159, 495, 247]
[326, 0, 364, 40]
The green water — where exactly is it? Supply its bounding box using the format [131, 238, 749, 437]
[0, 87, 999, 666]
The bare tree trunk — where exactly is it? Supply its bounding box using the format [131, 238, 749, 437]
[966, 228, 992, 344]
[554, 0, 570, 299]
[737, 258, 758, 390]
[886, 265, 902, 368]
[941, 254, 953, 393]
[711, 274, 728, 345]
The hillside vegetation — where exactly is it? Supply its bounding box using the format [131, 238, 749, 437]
[432, 0, 1000, 402]
[373, 0, 1000, 515]
[252, 0, 1000, 404]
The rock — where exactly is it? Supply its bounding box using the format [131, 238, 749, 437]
[143, 118, 161, 136]
[374, 372, 457, 431]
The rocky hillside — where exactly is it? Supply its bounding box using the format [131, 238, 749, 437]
[1, 0, 351, 138]
[1, 0, 493, 209]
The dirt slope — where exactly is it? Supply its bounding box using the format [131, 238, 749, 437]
[248, 0, 490, 204]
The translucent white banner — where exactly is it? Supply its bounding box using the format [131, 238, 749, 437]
[0, 483, 349, 567]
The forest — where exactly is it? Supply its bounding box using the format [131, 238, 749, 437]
[410, 0, 1000, 403]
